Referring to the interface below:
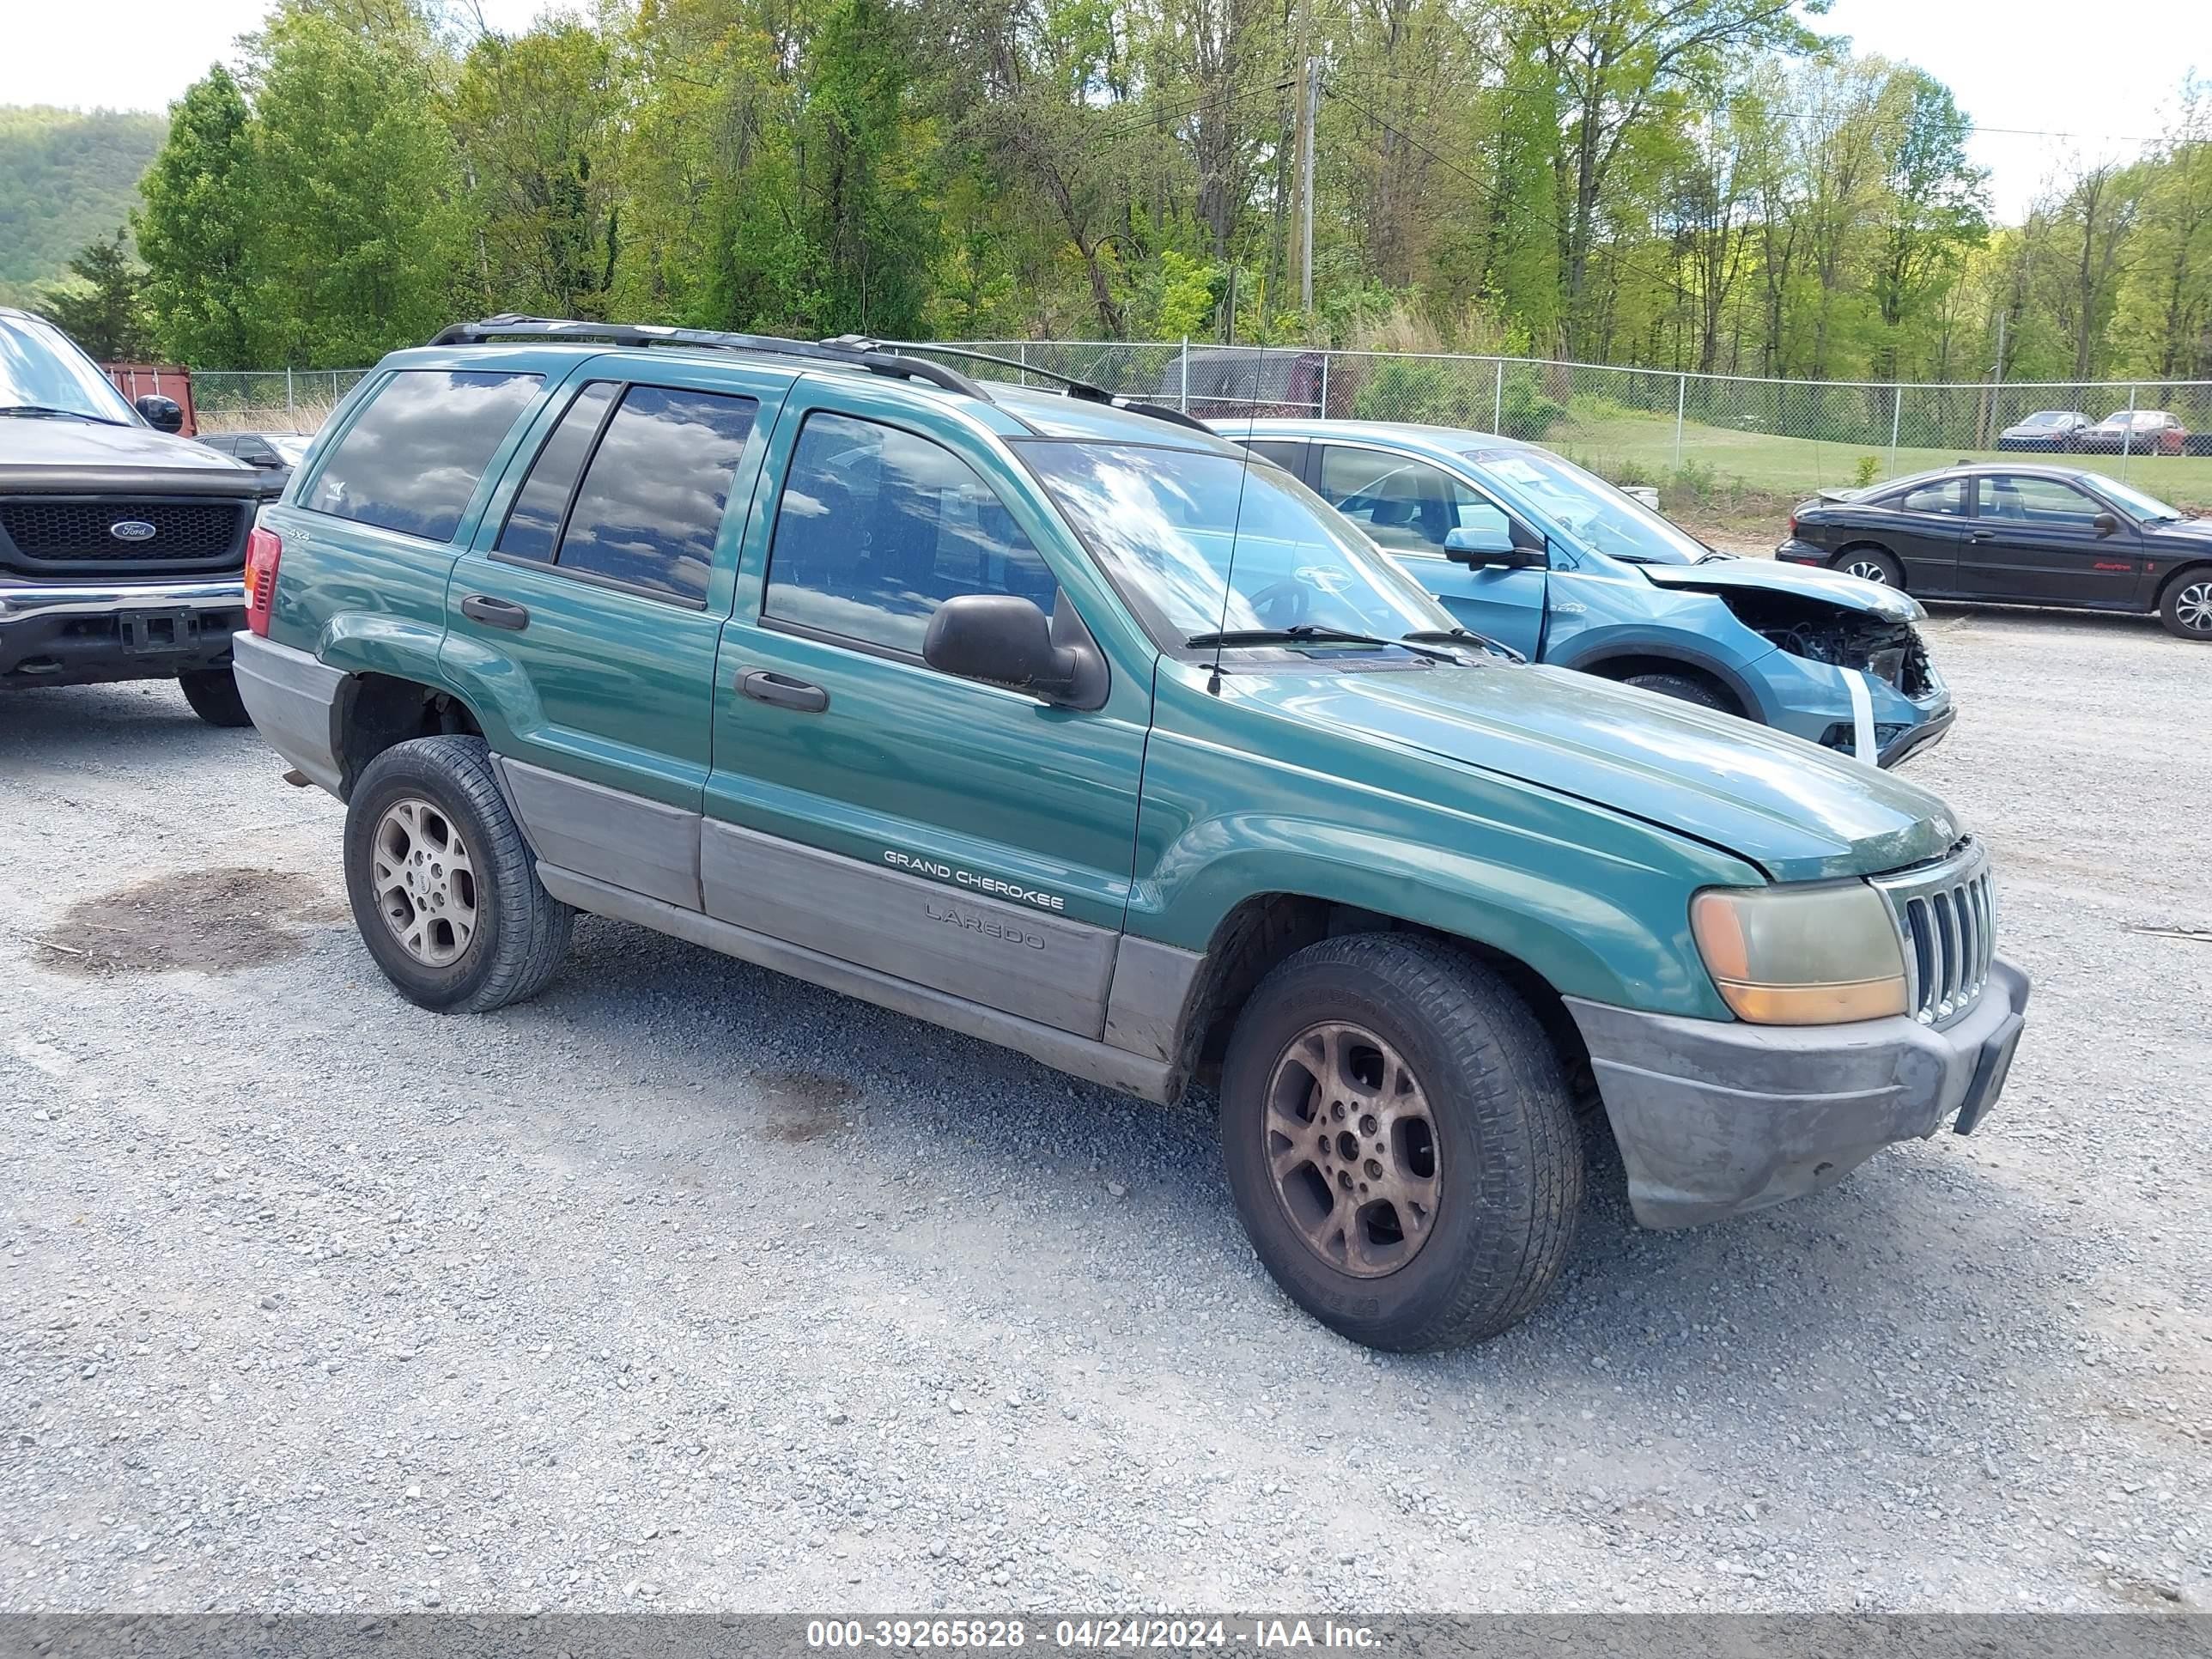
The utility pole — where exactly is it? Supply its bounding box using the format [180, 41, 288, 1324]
[1293, 0, 1316, 319]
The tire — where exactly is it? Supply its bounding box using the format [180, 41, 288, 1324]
[1218, 933, 1583, 1351]
[2159, 569, 2212, 641]
[178, 666, 252, 727]
[343, 735, 572, 1012]
[1832, 546, 1903, 587]
[1622, 671, 1731, 712]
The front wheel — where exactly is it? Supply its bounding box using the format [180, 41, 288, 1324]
[2160, 571, 2212, 641]
[1832, 547, 1903, 587]
[1218, 934, 1583, 1351]
[179, 666, 252, 727]
[343, 736, 572, 1012]
[1623, 671, 1731, 713]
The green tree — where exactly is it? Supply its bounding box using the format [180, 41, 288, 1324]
[135, 64, 258, 368]
[37, 228, 152, 360]
[244, 3, 466, 365]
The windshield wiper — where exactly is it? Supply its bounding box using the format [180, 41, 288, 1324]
[1401, 627, 1527, 664]
[1183, 625, 1455, 662]
[0, 404, 126, 425]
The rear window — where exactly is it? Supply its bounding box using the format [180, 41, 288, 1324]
[304, 368, 544, 542]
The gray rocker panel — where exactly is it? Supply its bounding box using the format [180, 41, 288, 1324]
[495, 757, 702, 912]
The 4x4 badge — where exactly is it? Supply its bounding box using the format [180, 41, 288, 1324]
[109, 520, 157, 543]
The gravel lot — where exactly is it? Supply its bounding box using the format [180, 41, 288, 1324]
[3, 602, 2207, 1616]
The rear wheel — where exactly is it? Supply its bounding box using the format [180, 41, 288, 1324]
[1622, 671, 1731, 713]
[1832, 546, 1903, 587]
[1218, 934, 1583, 1351]
[343, 736, 571, 1012]
[178, 667, 251, 727]
[2159, 570, 2212, 641]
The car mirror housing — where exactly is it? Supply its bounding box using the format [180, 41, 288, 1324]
[924, 593, 1097, 703]
[135, 393, 185, 434]
[1444, 525, 1545, 569]
[2093, 512, 2119, 538]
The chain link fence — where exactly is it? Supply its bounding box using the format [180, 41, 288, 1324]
[189, 368, 373, 434]
[193, 347, 2212, 525]
[919, 343, 2212, 525]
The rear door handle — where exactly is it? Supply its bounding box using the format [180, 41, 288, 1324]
[460, 594, 530, 630]
[739, 669, 829, 714]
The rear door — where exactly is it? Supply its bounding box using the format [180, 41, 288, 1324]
[700, 386, 1152, 1038]
[1316, 441, 1548, 657]
[443, 357, 792, 908]
[1960, 471, 2143, 605]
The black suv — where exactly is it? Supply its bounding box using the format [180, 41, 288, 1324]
[1, 307, 276, 724]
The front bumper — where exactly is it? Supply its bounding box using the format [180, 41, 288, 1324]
[1758, 648, 1953, 769]
[0, 576, 246, 687]
[1565, 957, 2030, 1228]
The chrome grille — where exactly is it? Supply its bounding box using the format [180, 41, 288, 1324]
[1870, 839, 1996, 1027]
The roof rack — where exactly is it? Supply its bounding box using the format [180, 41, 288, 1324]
[840, 337, 1217, 435]
[427, 315, 993, 401]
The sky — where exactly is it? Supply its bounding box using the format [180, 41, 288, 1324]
[3, 0, 2208, 223]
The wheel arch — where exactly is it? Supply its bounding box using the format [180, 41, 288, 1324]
[1548, 634, 1764, 720]
[334, 672, 489, 799]
[1830, 539, 1904, 584]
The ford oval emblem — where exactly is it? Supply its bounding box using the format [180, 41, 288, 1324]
[110, 520, 158, 543]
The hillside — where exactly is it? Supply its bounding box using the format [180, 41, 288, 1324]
[0, 106, 166, 304]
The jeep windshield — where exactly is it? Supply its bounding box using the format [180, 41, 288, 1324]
[0, 311, 140, 426]
[1020, 441, 1455, 656]
[1465, 447, 1711, 567]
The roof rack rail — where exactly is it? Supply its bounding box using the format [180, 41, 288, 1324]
[426, 314, 993, 402]
[842, 338, 1217, 435]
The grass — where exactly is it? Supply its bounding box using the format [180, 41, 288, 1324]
[1551, 410, 2212, 539]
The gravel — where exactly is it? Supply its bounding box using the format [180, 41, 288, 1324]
[2, 602, 2207, 1614]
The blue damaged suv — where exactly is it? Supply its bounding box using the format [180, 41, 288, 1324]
[1229, 420, 1954, 767]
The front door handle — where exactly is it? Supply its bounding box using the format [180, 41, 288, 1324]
[460, 594, 530, 630]
[739, 669, 829, 714]
[1969, 530, 1995, 541]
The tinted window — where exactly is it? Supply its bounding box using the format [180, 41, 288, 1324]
[496, 381, 619, 563]
[765, 412, 1056, 654]
[553, 385, 757, 604]
[1977, 475, 2099, 526]
[1320, 445, 1494, 553]
[1242, 439, 1309, 477]
[1893, 479, 1966, 517]
[306, 369, 543, 542]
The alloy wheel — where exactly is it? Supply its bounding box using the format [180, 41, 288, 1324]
[1262, 1021, 1441, 1278]
[1844, 557, 1891, 585]
[371, 797, 478, 966]
[2176, 580, 2212, 635]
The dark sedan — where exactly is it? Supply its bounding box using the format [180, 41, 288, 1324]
[2074, 409, 2188, 455]
[195, 429, 309, 490]
[1778, 463, 2212, 640]
[1995, 410, 2089, 451]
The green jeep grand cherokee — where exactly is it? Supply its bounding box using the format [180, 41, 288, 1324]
[232, 317, 2029, 1351]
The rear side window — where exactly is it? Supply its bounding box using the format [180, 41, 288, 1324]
[763, 411, 1056, 655]
[495, 382, 757, 605]
[304, 369, 543, 542]
[1891, 479, 1966, 517]
[1242, 439, 1309, 478]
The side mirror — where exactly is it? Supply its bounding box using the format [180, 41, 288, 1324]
[1444, 525, 1544, 569]
[2093, 512, 2118, 538]
[924, 594, 1080, 698]
[135, 393, 185, 434]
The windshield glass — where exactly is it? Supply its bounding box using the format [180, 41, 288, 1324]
[1464, 446, 1708, 565]
[2098, 476, 2184, 520]
[0, 312, 140, 423]
[2021, 411, 2069, 427]
[269, 434, 312, 463]
[1020, 441, 1454, 649]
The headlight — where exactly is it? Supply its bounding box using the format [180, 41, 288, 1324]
[1691, 882, 1908, 1024]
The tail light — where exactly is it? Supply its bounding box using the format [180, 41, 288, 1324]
[244, 526, 283, 637]
[1788, 513, 1798, 538]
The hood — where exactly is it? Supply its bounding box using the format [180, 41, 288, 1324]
[1638, 556, 1926, 621]
[0, 419, 250, 472]
[2145, 515, 2212, 544]
[1227, 659, 1959, 882]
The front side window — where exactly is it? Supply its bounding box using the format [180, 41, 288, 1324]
[1895, 479, 1966, 517]
[496, 381, 756, 604]
[1977, 475, 2099, 526]
[764, 412, 1058, 654]
[1318, 446, 1495, 554]
[305, 368, 544, 543]
[1021, 440, 1452, 649]
[1461, 446, 1709, 565]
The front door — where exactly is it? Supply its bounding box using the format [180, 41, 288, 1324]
[445, 360, 789, 908]
[1316, 442, 1548, 657]
[702, 391, 1151, 1039]
[1960, 472, 2145, 605]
